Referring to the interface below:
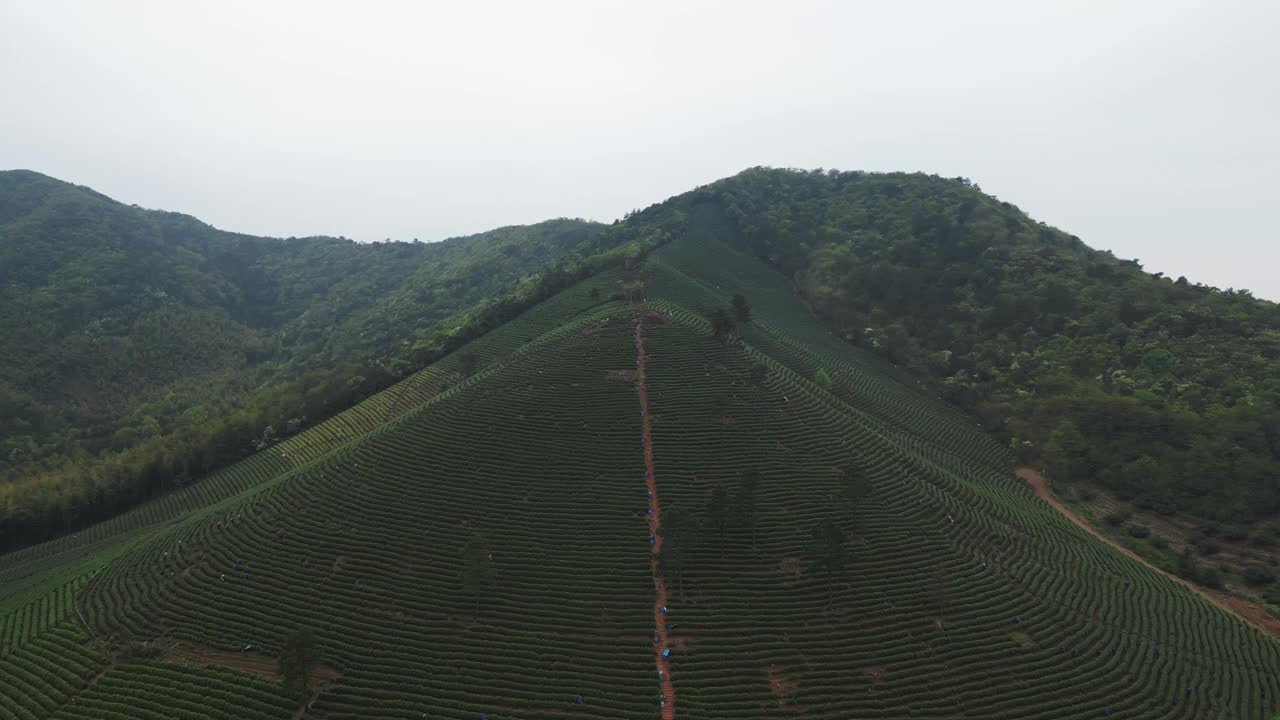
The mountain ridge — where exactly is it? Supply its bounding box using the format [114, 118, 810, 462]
[3, 223, 1275, 719]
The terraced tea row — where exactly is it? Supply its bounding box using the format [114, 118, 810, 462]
[0, 235, 1276, 720]
[0, 273, 627, 656]
[640, 307, 1279, 719]
[647, 236, 1009, 474]
[75, 311, 664, 719]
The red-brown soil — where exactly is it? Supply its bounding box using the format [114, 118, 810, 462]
[164, 640, 343, 683]
[768, 664, 799, 705]
[861, 665, 888, 686]
[637, 315, 676, 720]
[606, 369, 638, 383]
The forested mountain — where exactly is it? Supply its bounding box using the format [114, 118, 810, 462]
[655, 168, 1280, 526]
[0, 170, 618, 547]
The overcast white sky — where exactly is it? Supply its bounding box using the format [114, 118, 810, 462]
[2, 1, 1277, 299]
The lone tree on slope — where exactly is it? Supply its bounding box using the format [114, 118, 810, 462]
[279, 627, 320, 697]
[458, 352, 480, 379]
[709, 308, 738, 344]
[815, 367, 834, 391]
[731, 294, 752, 323]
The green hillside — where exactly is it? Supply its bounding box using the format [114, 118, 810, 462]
[0, 170, 611, 549]
[1, 219, 1275, 719]
[675, 168, 1280, 528]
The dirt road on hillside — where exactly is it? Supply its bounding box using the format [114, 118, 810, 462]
[636, 314, 676, 720]
[1016, 467, 1280, 640]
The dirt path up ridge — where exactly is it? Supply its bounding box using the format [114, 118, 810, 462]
[636, 315, 676, 720]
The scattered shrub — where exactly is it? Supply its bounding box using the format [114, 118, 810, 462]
[1199, 568, 1225, 590]
[1195, 538, 1220, 556]
[1103, 511, 1132, 528]
[1243, 566, 1276, 587]
[1223, 526, 1251, 543]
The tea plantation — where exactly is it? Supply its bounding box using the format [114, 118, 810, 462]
[0, 236, 1276, 719]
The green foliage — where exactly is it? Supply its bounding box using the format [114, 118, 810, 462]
[814, 367, 834, 391]
[1042, 420, 1090, 483]
[673, 166, 1280, 527]
[1177, 547, 1226, 589]
[1244, 565, 1276, 586]
[731, 293, 752, 323]
[0, 171, 682, 549]
[278, 627, 319, 695]
[2, 226, 1278, 720]
[1103, 510, 1132, 527]
[708, 307, 737, 343]
[458, 352, 480, 379]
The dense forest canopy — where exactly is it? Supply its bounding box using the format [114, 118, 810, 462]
[669, 168, 1280, 525]
[0, 170, 642, 548]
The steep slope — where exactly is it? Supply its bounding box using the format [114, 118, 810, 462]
[640, 236, 1278, 719]
[1, 229, 1276, 720]
[0, 170, 608, 549]
[676, 168, 1280, 529]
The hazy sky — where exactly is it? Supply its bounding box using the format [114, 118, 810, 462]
[2, 1, 1277, 299]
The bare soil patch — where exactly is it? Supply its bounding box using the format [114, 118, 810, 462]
[862, 665, 888, 686]
[768, 664, 799, 705]
[581, 318, 610, 335]
[670, 634, 699, 651]
[639, 309, 668, 327]
[163, 641, 342, 684]
[1009, 631, 1035, 649]
[1222, 595, 1280, 638]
